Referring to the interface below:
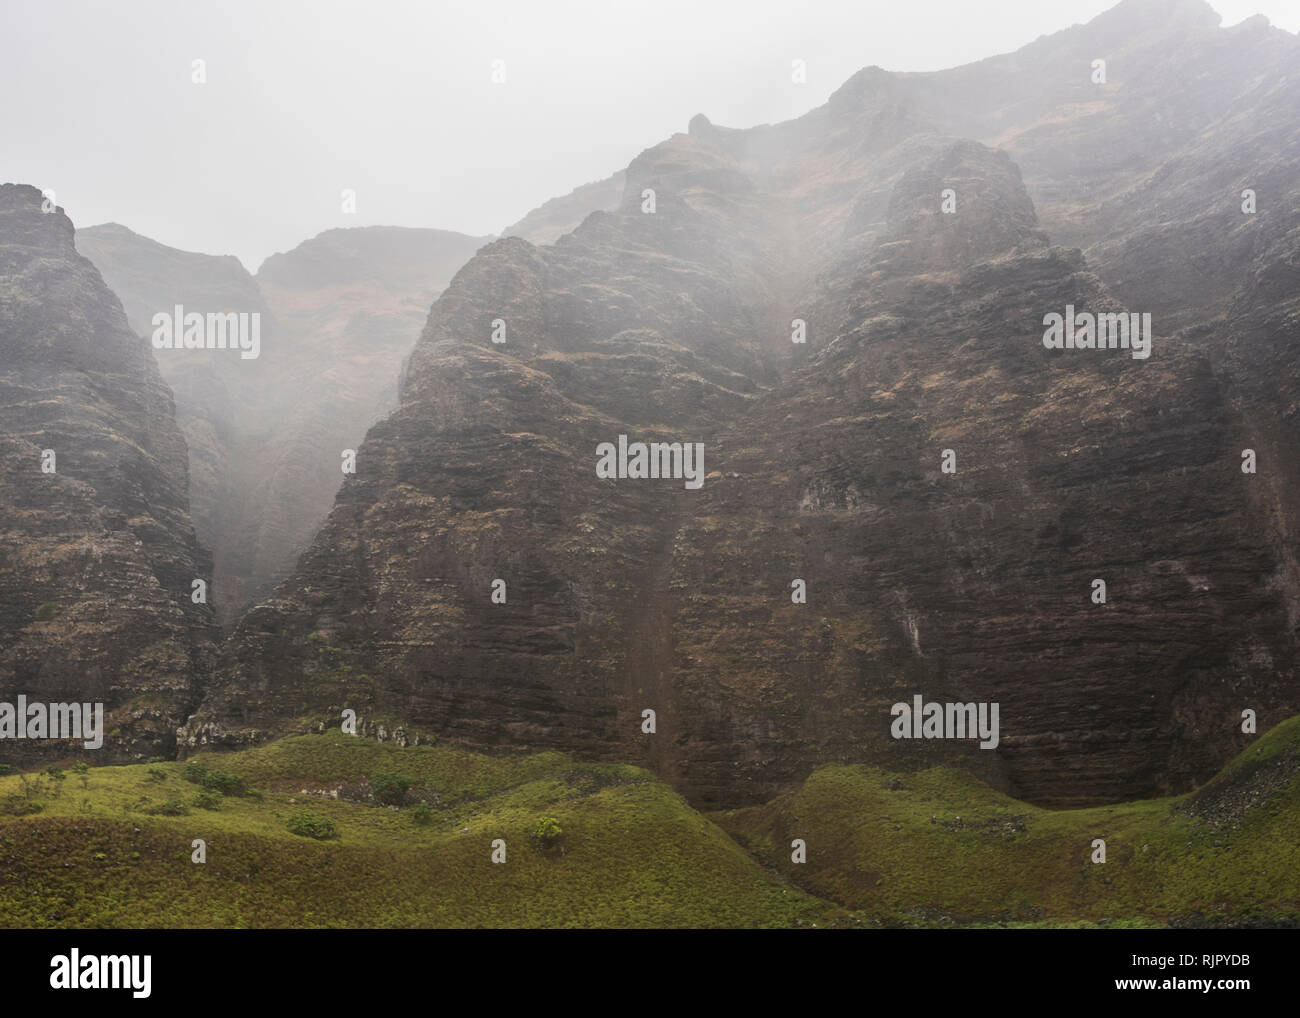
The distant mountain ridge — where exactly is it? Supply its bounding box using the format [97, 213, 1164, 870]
[77, 222, 493, 622]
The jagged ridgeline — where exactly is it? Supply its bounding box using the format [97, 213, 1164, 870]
[179, 0, 1300, 811]
[0, 184, 217, 765]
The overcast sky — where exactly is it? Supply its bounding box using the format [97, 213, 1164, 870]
[3, 0, 1295, 272]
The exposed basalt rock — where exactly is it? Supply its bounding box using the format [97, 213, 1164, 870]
[186, 0, 1300, 809]
[668, 141, 1294, 807]
[185, 151, 805, 766]
[0, 185, 216, 764]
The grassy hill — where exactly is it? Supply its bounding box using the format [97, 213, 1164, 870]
[717, 715, 1300, 928]
[0, 733, 833, 928]
[2, 717, 1298, 928]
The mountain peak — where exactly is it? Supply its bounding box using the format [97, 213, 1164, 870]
[0, 182, 75, 254]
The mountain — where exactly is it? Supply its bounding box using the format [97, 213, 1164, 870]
[0, 185, 216, 765]
[77, 224, 492, 623]
[181, 1, 1300, 809]
[502, 171, 625, 245]
[75, 224, 276, 625]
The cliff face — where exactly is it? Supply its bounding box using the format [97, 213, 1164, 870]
[0, 185, 216, 764]
[75, 224, 275, 625]
[77, 224, 492, 623]
[668, 141, 1293, 807]
[184, 0, 1299, 808]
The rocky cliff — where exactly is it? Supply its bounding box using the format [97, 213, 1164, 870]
[0, 185, 216, 765]
[179, 0, 1300, 809]
[75, 224, 275, 625]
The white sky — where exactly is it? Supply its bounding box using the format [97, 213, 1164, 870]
[2, 0, 1294, 271]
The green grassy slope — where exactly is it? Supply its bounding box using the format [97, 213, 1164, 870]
[0, 733, 834, 928]
[2, 718, 1298, 928]
[717, 716, 1300, 927]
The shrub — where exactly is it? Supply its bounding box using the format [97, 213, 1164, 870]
[34, 601, 57, 621]
[200, 770, 249, 797]
[145, 796, 189, 816]
[146, 767, 168, 783]
[17, 773, 44, 798]
[371, 772, 413, 807]
[410, 802, 434, 826]
[1, 795, 42, 816]
[182, 760, 252, 797]
[43, 767, 65, 798]
[535, 816, 563, 842]
[145, 756, 167, 764]
[192, 788, 222, 811]
[286, 809, 337, 840]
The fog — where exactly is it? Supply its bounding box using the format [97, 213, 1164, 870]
[3, 0, 1293, 270]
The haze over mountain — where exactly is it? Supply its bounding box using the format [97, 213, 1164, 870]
[76, 223, 492, 622]
[501, 172, 625, 246]
[3, 0, 1300, 939]
[168, 0, 1300, 812]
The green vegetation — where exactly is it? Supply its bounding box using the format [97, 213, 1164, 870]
[143, 797, 189, 817]
[34, 601, 58, 621]
[42, 767, 65, 797]
[0, 733, 829, 928]
[371, 772, 413, 807]
[1, 795, 42, 816]
[717, 714, 1300, 928]
[0, 718, 1297, 928]
[285, 809, 337, 840]
[181, 760, 253, 798]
